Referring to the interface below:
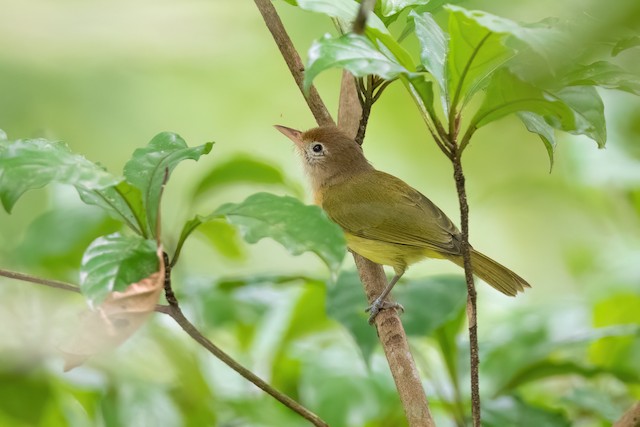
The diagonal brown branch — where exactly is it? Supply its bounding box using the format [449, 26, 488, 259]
[254, 0, 334, 127]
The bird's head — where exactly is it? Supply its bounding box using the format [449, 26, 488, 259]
[275, 125, 371, 189]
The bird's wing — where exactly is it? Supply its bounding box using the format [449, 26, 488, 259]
[322, 171, 462, 256]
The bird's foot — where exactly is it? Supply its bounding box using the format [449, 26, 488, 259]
[365, 298, 404, 325]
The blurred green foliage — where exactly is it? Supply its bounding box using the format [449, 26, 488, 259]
[1, 0, 639, 426]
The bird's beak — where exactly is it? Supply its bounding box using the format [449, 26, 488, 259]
[274, 125, 303, 146]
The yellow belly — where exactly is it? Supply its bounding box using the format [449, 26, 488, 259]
[345, 233, 446, 273]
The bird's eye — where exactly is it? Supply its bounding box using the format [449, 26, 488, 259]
[312, 143, 323, 153]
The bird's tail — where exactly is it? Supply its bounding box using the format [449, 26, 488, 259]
[450, 249, 530, 296]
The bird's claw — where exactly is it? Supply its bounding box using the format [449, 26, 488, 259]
[365, 299, 404, 325]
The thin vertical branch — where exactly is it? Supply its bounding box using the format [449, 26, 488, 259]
[452, 146, 481, 426]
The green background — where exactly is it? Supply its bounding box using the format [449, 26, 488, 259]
[0, 0, 639, 426]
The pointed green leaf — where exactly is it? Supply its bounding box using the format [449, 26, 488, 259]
[123, 132, 213, 236]
[0, 137, 121, 213]
[563, 61, 640, 95]
[191, 155, 302, 200]
[326, 271, 378, 361]
[80, 233, 158, 306]
[395, 275, 467, 336]
[412, 11, 448, 94]
[472, 70, 575, 130]
[214, 193, 346, 274]
[304, 33, 408, 93]
[552, 86, 606, 147]
[518, 112, 557, 169]
[77, 181, 149, 236]
[445, 6, 514, 107]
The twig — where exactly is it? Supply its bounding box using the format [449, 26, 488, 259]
[0, 269, 81, 294]
[254, 0, 334, 127]
[614, 401, 640, 427]
[451, 145, 481, 426]
[161, 254, 328, 427]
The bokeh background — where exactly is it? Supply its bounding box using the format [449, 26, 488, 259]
[1, 0, 639, 426]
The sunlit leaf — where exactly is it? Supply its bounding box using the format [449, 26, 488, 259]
[80, 233, 159, 306]
[518, 112, 557, 169]
[0, 137, 121, 213]
[412, 11, 448, 94]
[123, 132, 213, 236]
[62, 246, 164, 371]
[326, 271, 378, 361]
[296, 0, 388, 33]
[378, 0, 431, 17]
[214, 193, 346, 274]
[563, 61, 640, 95]
[445, 6, 514, 107]
[395, 275, 467, 337]
[191, 155, 301, 200]
[304, 33, 408, 93]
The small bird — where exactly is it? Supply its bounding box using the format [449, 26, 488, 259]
[276, 125, 530, 323]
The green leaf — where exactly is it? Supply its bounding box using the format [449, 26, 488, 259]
[472, 70, 575, 130]
[434, 307, 466, 399]
[173, 216, 245, 265]
[445, 6, 514, 108]
[552, 86, 606, 148]
[0, 137, 121, 213]
[77, 181, 149, 236]
[80, 233, 159, 306]
[517, 112, 557, 170]
[191, 155, 302, 200]
[13, 206, 120, 274]
[562, 61, 640, 95]
[296, 0, 388, 33]
[589, 294, 640, 378]
[395, 275, 467, 337]
[304, 33, 408, 93]
[378, 0, 432, 17]
[197, 220, 245, 260]
[484, 396, 571, 427]
[123, 132, 213, 237]
[406, 75, 438, 122]
[612, 36, 640, 56]
[494, 360, 630, 396]
[326, 271, 378, 361]
[214, 193, 346, 274]
[412, 11, 448, 94]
